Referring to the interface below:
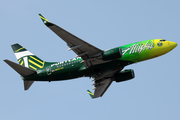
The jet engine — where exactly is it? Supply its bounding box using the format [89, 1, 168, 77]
[114, 69, 135, 82]
[101, 47, 123, 61]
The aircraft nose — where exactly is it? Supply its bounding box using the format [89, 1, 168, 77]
[168, 41, 177, 49]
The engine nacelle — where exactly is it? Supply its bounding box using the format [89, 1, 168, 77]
[114, 69, 135, 82]
[101, 47, 122, 61]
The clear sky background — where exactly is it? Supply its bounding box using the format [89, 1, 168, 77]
[1, 0, 180, 120]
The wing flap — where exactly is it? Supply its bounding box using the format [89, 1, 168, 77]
[89, 69, 123, 99]
[93, 78, 113, 98]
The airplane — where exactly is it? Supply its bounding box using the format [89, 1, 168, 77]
[4, 14, 177, 99]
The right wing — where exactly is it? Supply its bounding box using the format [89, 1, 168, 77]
[39, 14, 104, 67]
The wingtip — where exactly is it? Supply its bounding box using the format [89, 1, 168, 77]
[39, 14, 53, 26]
[39, 13, 49, 23]
[3, 59, 8, 63]
[87, 90, 94, 99]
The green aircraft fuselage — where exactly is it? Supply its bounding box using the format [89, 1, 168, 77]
[4, 14, 178, 98]
[21, 39, 177, 81]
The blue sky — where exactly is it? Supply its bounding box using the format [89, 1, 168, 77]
[1, 0, 180, 120]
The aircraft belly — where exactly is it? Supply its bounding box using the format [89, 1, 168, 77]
[82, 60, 128, 77]
[49, 64, 83, 81]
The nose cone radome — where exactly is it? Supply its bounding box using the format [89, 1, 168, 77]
[169, 41, 177, 50]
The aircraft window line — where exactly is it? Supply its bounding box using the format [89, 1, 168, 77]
[52, 59, 81, 68]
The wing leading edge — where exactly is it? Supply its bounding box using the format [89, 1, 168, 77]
[39, 14, 104, 67]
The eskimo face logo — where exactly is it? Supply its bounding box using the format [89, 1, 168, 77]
[157, 42, 163, 47]
[46, 66, 51, 75]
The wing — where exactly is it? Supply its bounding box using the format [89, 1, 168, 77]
[39, 14, 104, 67]
[90, 69, 121, 98]
[93, 78, 113, 98]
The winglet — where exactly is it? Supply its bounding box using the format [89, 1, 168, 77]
[39, 14, 53, 26]
[87, 90, 94, 99]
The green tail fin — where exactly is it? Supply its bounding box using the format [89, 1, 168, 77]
[12, 43, 45, 70]
[87, 90, 94, 99]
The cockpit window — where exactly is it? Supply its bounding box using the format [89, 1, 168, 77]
[160, 39, 166, 41]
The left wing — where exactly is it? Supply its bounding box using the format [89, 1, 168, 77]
[92, 78, 113, 98]
[39, 14, 104, 67]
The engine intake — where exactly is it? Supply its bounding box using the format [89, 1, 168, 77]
[114, 69, 135, 82]
[101, 47, 122, 61]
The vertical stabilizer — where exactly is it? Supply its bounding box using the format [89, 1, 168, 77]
[4, 43, 45, 90]
[11, 43, 45, 71]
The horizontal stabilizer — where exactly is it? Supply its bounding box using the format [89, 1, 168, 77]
[4, 59, 36, 76]
[24, 81, 34, 90]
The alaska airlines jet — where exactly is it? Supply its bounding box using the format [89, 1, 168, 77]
[4, 14, 177, 99]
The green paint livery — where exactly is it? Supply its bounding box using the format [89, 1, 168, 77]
[4, 14, 177, 99]
[87, 90, 94, 98]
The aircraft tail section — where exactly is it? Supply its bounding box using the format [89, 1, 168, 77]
[12, 43, 45, 71]
[4, 59, 36, 90]
[8, 43, 47, 90]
